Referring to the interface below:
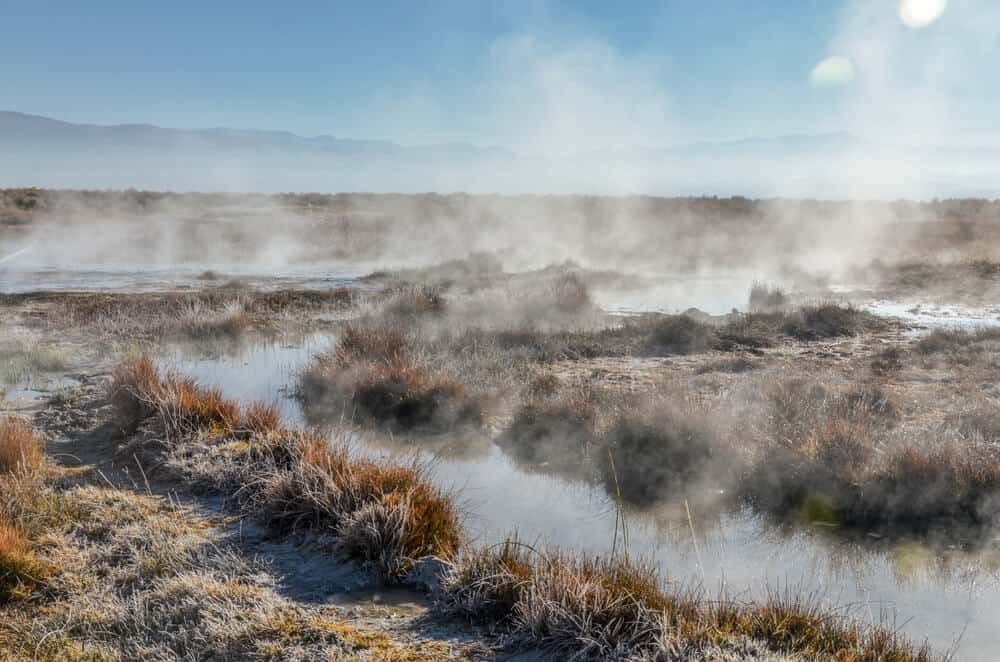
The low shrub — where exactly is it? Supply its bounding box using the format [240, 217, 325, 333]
[780, 304, 872, 340]
[498, 397, 597, 475]
[645, 315, 714, 354]
[746, 378, 1000, 533]
[598, 406, 725, 507]
[299, 329, 483, 432]
[381, 286, 446, 318]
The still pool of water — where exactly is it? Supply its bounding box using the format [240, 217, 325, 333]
[160, 332, 1000, 660]
[159, 332, 336, 424]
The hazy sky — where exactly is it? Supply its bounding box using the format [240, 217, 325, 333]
[2, 1, 996, 148]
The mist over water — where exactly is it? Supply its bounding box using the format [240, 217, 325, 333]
[157, 331, 1000, 660]
[5, 1, 1000, 659]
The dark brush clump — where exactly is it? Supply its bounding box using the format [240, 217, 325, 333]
[644, 315, 714, 354]
[497, 397, 597, 477]
[748, 282, 788, 312]
[297, 327, 483, 432]
[743, 377, 1000, 535]
[913, 327, 1000, 360]
[598, 407, 727, 507]
[780, 304, 874, 340]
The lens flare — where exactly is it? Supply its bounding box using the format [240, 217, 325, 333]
[809, 56, 854, 86]
[898, 0, 948, 28]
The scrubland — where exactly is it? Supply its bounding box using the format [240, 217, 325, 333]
[9, 189, 1000, 659]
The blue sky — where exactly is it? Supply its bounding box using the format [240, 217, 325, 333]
[1, 1, 995, 148]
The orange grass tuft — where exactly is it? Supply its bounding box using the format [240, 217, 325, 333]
[0, 417, 44, 475]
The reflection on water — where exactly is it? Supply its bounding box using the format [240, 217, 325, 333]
[159, 332, 336, 424]
[164, 331, 1000, 660]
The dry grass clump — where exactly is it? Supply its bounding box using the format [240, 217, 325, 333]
[718, 304, 876, 348]
[442, 544, 671, 658]
[351, 362, 481, 431]
[442, 541, 932, 660]
[240, 400, 283, 435]
[333, 325, 409, 365]
[498, 396, 597, 476]
[640, 305, 870, 357]
[861, 441, 1000, 528]
[235, 433, 463, 579]
[0, 417, 44, 475]
[110, 355, 241, 437]
[0, 518, 42, 604]
[299, 327, 483, 432]
[442, 540, 535, 624]
[695, 356, 760, 374]
[382, 285, 447, 318]
[744, 377, 1000, 533]
[109, 353, 163, 432]
[748, 281, 788, 312]
[777, 304, 874, 340]
[108, 355, 463, 580]
[871, 345, 905, 374]
[599, 405, 728, 507]
[0, 423, 56, 606]
[42, 288, 357, 343]
[174, 299, 253, 339]
[913, 327, 1000, 365]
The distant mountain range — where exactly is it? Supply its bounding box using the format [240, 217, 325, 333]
[0, 111, 513, 161]
[1, 111, 998, 197]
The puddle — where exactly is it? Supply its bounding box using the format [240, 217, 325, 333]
[2, 377, 80, 403]
[865, 300, 1000, 330]
[168, 332, 1000, 660]
[595, 273, 753, 315]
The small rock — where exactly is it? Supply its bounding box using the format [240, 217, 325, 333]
[405, 556, 453, 595]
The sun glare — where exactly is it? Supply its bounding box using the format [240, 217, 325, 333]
[899, 0, 948, 28]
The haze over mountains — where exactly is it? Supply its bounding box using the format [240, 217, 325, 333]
[2, 111, 997, 198]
